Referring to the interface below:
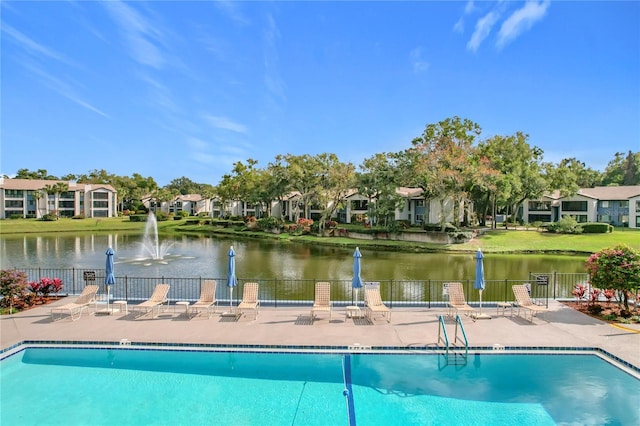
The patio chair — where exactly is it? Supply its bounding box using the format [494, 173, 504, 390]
[364, 286, 391, 323]
[50, 285, 99, 321]
[238, 282, 260, 320]
[133, 283, 170, 319]
[512, 284, 548, 322]
[190, 280, 217, 318]
[311, 282, 332, 323]
[446, 282, 475, 317]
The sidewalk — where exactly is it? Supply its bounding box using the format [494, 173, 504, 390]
[2, 298, 638, 370]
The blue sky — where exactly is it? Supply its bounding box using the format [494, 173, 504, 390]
[2, 1, 638, 187]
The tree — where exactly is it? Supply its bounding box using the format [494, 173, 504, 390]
[358, 152, 403, 227]
[399, 116, 480, 229]
[585, 244, 640, 312]
[313, 153, 356, 232]
[166, 176, 201, 195]
[477, 132, 547, 227]
[602, 151, 640, 186]
[14, 168, 58, 180]
[282, 154, 324, 222]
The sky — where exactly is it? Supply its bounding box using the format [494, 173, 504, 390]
[1, 1, 639, 187]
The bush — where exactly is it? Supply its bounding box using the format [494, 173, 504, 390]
[424, 223, 457, 232]
[155, 212, 172, 221]
[178, 211, 190, 218]
[0, 270, 28, 308]
[129, 214, 147, 222]
[581, 223, 613, 233]
[585, 244, 640, 311]
[547, 216, 583, 234]
[72, 214, 85, 219]
[9, 214, 23, 219]
[447, 231, 474, 243]
[257, 217, 282, 230]
[41, 214, 58, 221]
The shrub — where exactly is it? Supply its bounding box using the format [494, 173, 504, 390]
[581, 223, 612, 234]
[72, 214, 85, 219]
[547, 216, 583, 234]
[178, 211, 190, 218]
[155, 212, 172, 221]
[42, 214, 58, 221]
[585, 244, 640, 311]
[447, 231, 474, 243]
[424, 223, 457, 232]
[129, 214, 147, 222]
[257, 217, 282, 230]
[0, 270, 28, 308]
[9, 214, 23, 219]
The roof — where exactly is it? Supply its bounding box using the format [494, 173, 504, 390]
[0, 178, 115, 192]
[578, 186, 640, 200]
[395, 187, 424, 198]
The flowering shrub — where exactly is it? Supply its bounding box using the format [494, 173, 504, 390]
[297, 218, 314, 227]
[588, 288, 601, 305]
[603, 289, 616, 303]
[0, 270, 28, 309]
[28, 277, 64, 301]
[585, 244, 640, 311]
[572, 284, 586, 303]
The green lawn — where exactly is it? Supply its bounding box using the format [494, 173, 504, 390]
[1, 217, 638, 254]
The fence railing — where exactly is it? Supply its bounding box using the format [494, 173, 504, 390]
[14, 268, 590, 308]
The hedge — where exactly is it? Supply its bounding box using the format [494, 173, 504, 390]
[582, 223, 614, 234]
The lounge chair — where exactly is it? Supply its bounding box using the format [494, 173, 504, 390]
[237, 282, 260, 320]
[364, 286, 391, 323]
[190, 280, 217, 318]
[512, 284, 548, 322]
[50, 285, 99, 321]
[311, 282, 332, 323]
[133, 283, 170, 318]
[446, 282, 475, 317]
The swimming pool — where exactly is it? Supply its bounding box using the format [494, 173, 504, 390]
[1, 346, 638, 425]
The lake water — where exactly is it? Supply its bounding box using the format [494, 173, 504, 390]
[0, 233, 587, 281]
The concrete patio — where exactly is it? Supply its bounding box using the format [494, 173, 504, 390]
[2, 297, 639, 372]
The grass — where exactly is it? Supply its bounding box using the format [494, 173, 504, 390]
[1, 217, 638, 254]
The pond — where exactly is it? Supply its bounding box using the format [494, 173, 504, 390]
[0, 233, 588, 282]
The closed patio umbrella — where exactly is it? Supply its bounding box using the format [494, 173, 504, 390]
[474, 248, 491, 319]
[227, 246, 238, 309]
[352, 247, 364, 306]
[105, 247, 116, 313]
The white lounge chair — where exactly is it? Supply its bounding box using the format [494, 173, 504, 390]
[133, 284, 170, 318]
[50, 285, 99, 321]
[446, 282, 475, 317]
[311, 282, 332, 323]
[364, 286, 391, 323]
[190, 280, 217, 318]
[513, 284, 548, 322]
[237, 282, 259, 320]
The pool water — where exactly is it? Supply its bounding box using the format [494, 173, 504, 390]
[1, 348, 638, 426]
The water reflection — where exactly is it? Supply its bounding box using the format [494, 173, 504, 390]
[0, 233, 588, 281]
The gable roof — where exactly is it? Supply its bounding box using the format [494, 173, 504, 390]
[578, 186, 640, 200]
[0, 178, 115, 192]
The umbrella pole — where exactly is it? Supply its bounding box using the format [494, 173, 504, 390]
[474, 289, 492, 320]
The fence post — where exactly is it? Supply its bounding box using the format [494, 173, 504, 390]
[125, 276, 128, 301]
[553, 271, 557, 300]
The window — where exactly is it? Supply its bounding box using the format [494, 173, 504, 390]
[600, 201, 609, 208]
[619, 201, 629, 208]
[598, 215, 611, 223]
[60, 191, 74, 199]
[415, 214, 424, 224]
[528, 201, 551, 211]
[415, 200, 425, 207]
[93, 192, 108, 200]
[351, 200, 368, 210]
[5, 200, 23, 208]
[620, 215, 629, 226]
[93, 201, 108, 208]
[5, 190, 23, 197]
[561, 201, 587, 211]
[528, 214, 552, 223]
[636, 201, 640, 213]
[59, 201, 74, 208]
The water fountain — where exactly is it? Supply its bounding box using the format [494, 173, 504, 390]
[141, 211, 172, 260]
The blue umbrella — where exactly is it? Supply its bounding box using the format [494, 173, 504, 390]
[227, 246, 238, 308]
[474, 248, 491, 319]
[352, 247, 364, 306]
[105, 247, 116, 312]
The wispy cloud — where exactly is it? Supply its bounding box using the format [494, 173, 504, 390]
[410, 47, 430, 73]
[204, 115, 248, 134]
[1, 23, 75, 66]
[467, 10, 501, 52]
[215, 0, 250, 26]
[21, 61, 109, 118]
[497, 0, 551, 49]
[453, 0, 476, 33]
[263, 13, 286, 103]
[102, 0, 165, 68]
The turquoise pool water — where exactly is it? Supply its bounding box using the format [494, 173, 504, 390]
[1, 348, 638, 426]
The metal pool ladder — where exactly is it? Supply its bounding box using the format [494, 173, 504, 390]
[438, 314, 468, 367]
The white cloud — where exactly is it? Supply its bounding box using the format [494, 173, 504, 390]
[204, 115, 248, 134]
[2, 23, 75, 66]
[410, 47, 430, 73]
[102, 0, 165, 68]
[497, 0, 551, 49]
[467, 10, 501, 52]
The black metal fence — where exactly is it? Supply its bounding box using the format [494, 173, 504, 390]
[13, 267, 590, 308]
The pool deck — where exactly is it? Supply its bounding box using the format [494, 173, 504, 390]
[2, 298, 639, 370]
